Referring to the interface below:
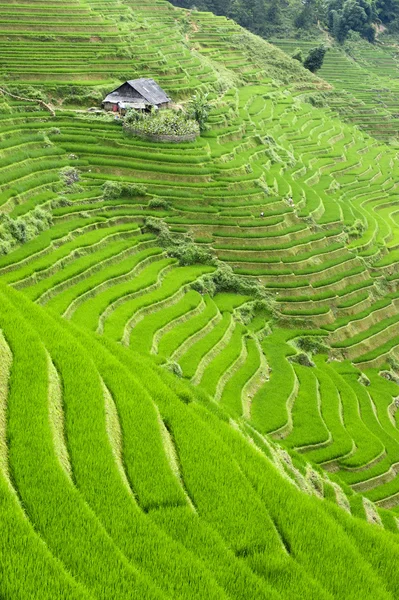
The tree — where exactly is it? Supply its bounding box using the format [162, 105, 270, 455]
[377, 0, 399, 24]
[331, 10, 349, 42]
[303, 45, 327, 72]
[187, 93, 211, 132]
[265, 0, 281, 25]
[327, 0, 375, 42]
[342, 0, 368, 31]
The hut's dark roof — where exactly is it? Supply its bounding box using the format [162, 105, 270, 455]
[127, 78, 171, 105]
[103, 78, 170, 106]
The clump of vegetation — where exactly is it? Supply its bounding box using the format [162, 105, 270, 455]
[292, 48, 304, 63]
[102, 180, 147, 200]
[296, 335, 330, 355]
[236, 297, 277, 323]
[187, 93, 212, 132]
[388, 354, 399, 373]
[124, 109, 200, 138]
[374, 276, 391, 297]
[358, 373, 371, 386]
[344, 218, 366, 239]
[0, 207, 53, 255]
[162, 360, 183, 378]
[144, 216, 214, 265]
[192, 262, 271, 300]
[143, 216, 176, 246]
[303, 46, 327, 73]
[289, 352, 315, 367]
[380, 370, 399, 385]
[167, 243, 214, 266]
[51, 195, 73, 208]
[148, 197, 171, 210]
[60, 166, 80, 188]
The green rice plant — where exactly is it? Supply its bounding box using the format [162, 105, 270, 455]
[191, 396, 395, 600]
[0, 286, 163, 600]
[24, 235, 144, 301]
[130, 289, 202, 355]
[103, 264, 214, 342]
[5, 286, 230, 600]
[200, 322, 245, 398]
[179, 311, 230, 378]
[157, 294, 218, 359]
[250, 329, 297, 434]
[72, 257, 175, 331]
[319, 363, 385, 470]
[301, 357, 353, 465]
[220, 336, 260, 416]
[2, 221, 140, 284]
[45, 245, 161, 316]
[284, 365, 330, 450]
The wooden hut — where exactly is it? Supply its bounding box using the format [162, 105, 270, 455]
[102, 78, 171, 114]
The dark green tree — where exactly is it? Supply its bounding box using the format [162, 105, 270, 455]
[265, 0, 282, 24]
[331, 9, 349, 41]
[377, 0, 399, 23]
[303, 45, 327, 72]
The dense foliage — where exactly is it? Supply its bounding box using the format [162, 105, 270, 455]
[124, 109, 200, 137]
[102, 180, 147, 200]
[303, 45, 327, 72]
[187, 93, 212, 132]
[0, 208, 53, 255]
[171, 0, 398, 42]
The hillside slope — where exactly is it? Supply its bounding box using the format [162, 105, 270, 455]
[2, 0, 399, 597]
[2, 283, 399, 600]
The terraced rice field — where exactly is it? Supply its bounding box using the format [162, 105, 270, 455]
[4, 0, 399, 596]
[271, 38, 399, 140]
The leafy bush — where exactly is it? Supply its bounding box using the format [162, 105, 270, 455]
[303, 46, 327, 73]
[167, 243, 214, 266]
[192, 262, 271, 299]
[344, 218, 365, 239]
[292, 48, 304, 63]
[289, 352, 315, 367]
[236, 298, 277, 324]
[162, 360, 183, 378]
[187, 93, 212, 132]
[0, 239, 12, 255]
[102, 180, 147, 200]
[51, 195, 73, 208]
[143, 216, 175, 246]
[60, 166, 80, 187]
[124, 109, 199, 137]
[148, 197, 171, 210]
[0, 206, 53, 254]
[296, 335, 329, 355]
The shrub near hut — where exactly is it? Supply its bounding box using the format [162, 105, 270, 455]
[123, 109, 200, 142]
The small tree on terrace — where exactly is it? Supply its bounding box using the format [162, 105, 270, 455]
[188, 93, 211, 132]
[303, 45, 327, 73]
